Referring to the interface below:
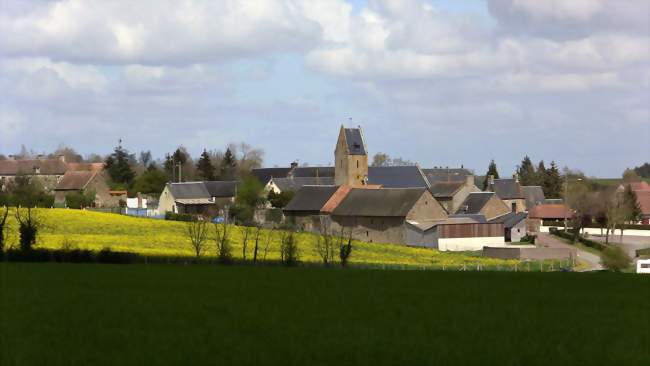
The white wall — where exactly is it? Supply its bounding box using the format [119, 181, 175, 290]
[540, 226, 650, 237]
[438, 236, 506, 251]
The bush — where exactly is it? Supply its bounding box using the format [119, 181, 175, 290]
[600, 246, 631, 272]
[280, 231, 299, 266]
[549, 228, 606, 251]
[3, 248, 141, 264]
[65, 191, 96, 209]
[165, 212, 194, 222]
[96, 247, 140, 263]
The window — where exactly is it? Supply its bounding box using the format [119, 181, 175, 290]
[366, 231, 369, 237]
[356, 160, 359, 168]
[511, 202, 517, 212]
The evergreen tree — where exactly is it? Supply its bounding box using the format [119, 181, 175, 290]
[536, 160, 547, 187]
[622, 185, 642, 223]
[196, 149, 215, 181]
[221, 148, 237, 180]
[544, 161, 562, 198]
[104, 143, 135, 186]
[482, 159, 500, 190]
[517, 156, 536, 186]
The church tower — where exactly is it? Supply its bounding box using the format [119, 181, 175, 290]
[334, 125, 368, 186]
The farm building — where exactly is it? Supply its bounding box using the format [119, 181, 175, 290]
[489, 212, 528, 242]
[522, 186, 545, 210]
[486, 175, 526, 213]
[282, 185, 339, 232]
[158, 181, 238, 215]
[455, 192, 511, 221]
[429, 174, 481, 214]
[53, 170, 118, 207]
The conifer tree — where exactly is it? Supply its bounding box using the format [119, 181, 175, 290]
[517, 156, 536, 186]
[482, 159, 500, 190]
[536, 160, 547, 187]
[544, 161, 562, 198]
[104, 142, 135, 186]
[221, 148, 237, 180]
[196, 149, 215, 181]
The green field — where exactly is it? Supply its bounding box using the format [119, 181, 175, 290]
[1, 263, 648, 365]
[1, 208, 519, 268]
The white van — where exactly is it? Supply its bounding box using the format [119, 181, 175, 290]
[636, 259, 650, 274]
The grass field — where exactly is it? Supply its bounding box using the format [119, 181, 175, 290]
[1, 263, 648, 365]
[1, 208, 519, 268]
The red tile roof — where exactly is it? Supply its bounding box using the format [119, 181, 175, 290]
[528, 204, 573, 219]
[636, 191, 650, 215]
[628, 181, 650, 192]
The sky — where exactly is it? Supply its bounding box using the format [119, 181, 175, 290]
[0, 0, 648, 177]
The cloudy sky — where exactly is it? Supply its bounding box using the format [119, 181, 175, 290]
[0, 0, 648, 177]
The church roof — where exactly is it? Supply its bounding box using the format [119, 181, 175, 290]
[344, 128, 366, 155]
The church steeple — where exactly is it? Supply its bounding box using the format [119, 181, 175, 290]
[334, 125, 368, 186]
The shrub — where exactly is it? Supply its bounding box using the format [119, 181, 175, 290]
[600, 246, 631, 272]
[65, 191, 96, 209]
[96, 247, 140, 264]
[280, 231, 299, 266]
[165, 212, 194, 222]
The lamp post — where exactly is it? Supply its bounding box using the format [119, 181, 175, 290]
[563, 176, 583, 232]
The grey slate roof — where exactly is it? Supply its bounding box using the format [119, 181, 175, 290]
[448, 213, 487, 223]
[368, 166, 429, 188]
[332, 188, 426, 217]
[251, 166, 334, 185]
[344, 128, 366, 155]
[250, 168, 293, 185]
[292, 167, 335, 178]
[489, 212, 527, 228]
[422, 168, 472, 184]
[283, 185, 339, 213]
[429, 182, 464, 198]
[204, 181, 238, 197]
[490, 179, 524, 199]
[271, 177, 335, 192]
[522, 186, 545, 209]
[169, 182, 211, 200]
[456, 192, 496, 215]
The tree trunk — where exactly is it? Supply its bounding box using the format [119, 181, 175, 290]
[605, 227, 610, 244]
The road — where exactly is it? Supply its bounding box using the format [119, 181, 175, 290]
[536, 233, 603, 271]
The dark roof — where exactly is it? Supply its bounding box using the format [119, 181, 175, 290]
[332, 188, 426, 217]
[344, 128, 366, 155]
[456, 192, 496, 215]
[169, 182, 211, 200]
[0, 159, 68, 175]
[283, 185, 339, 212]
[55, 171, 97, 190]
[204, 181, 238, 197]
[489, 212, 527, 228]
[292, 167, 335, 178]
[429, 182, 464, 198]
[448, 213, 487, 223]
[250, 168, 293, 185]
[422, 168, 472, 184]
[522, 186, 545, 209]
[271, 177, 335, 192]
[368, 166, 429, 188]
[490, 179, 523, 199]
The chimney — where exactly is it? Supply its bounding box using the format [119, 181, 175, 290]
[58, 155, 66, 163]
[488, 175, 495, 186]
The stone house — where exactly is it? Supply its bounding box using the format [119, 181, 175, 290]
[456, 192, 511, 221]
[330, 188, 448, 245]
[0, 156, 68, 191]
[486, 175, 526, 213]
[53, 170, 118, 207]
[522, 186, 546, 210]
[158, 181, 238, 215]
[282, 185, 340, 231]
[429, 174, 480, 214]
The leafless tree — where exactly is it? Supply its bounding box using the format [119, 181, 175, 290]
[262, 227, 275, 261]
[252, 225, 262, 264]
[315, 216, 336, 266]
[214, 223, 233, 264]
[187, 219, 209, 258]
[0, 206, 9, 254]
[239, 225, 254, 261]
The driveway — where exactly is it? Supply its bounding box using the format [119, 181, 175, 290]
[536, 233, 603, 271]
[588, 234, 650, 258]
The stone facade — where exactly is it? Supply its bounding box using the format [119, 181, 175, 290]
[479, 195, 511, 220]
[334, 126, 368, 186]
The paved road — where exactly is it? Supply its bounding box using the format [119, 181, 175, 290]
[536, 233, 603, 271]
[589, 235, 650, 258]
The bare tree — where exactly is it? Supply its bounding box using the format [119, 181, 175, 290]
[0, 206, 8, 254]
[252, 225, 262, 264]
[239, 225, 254, 261]
[315, 216, 336, 266]
[214, 223, 233, 264]
[187, 220, 209, 258]
[262, 227, 275, 261]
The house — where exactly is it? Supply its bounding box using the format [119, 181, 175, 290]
[456, 192, 511, 221]
[266, 176, 335, 194]
[0, 156, 68, 191]
[330, 188, 448, 245]
[158, 181, 238, 215]
[617, 181, 650, 193]
[283, 185, 339, 231]
[429, 174, 480, 214]
[53, 170, 118, 207]
[486, 175, 526, 212]
[635, 191, 650, 225]
[490, 212, 528, 242]
[251, 163, 334, 186]
[528, 204, 573, 221]
[522, 186, 545, 210]
[422, 167, 473, 185]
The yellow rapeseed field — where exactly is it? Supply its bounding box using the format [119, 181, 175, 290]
[2, 208, 518, 268]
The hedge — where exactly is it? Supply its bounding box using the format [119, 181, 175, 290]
[543, 221, 650, 230]
[164, 212, 195, 222]
[549, 227, 607, 251]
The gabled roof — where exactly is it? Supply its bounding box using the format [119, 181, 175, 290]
[490, 178, 524, 199]
[250, 168, 293, 185]
[55, 171, 98, 191]
[332, 188, 426, 217]
[292, 167, 335, 178]
[489, 212, 527, 228]
[169, 182, 211, 200]
[522, 186, 545, 209]
[204, 181, 238, 197]
[251, 166, 334, 185]
[430, 182, 464, 198]
[271, 176, 335, 192]
[422, 168, 472, 184]
[528, 204, 572, 219]
[448, 214, 487, 223]
[283, 185, 339, 213]
[636, 191, 650, 215]
[456, 192, 496, 215]
[623, 181, 650, 192]
[0, 159, 68, 175]
[343, 128, 366, 155]
[368, 166, 429, 188]
[66, 162, 104, 172]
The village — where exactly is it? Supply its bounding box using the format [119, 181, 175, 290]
[1, 125, 649, 270]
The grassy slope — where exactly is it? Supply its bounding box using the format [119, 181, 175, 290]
[1, 264, 648, 366]
[2, 209, 516, 267]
